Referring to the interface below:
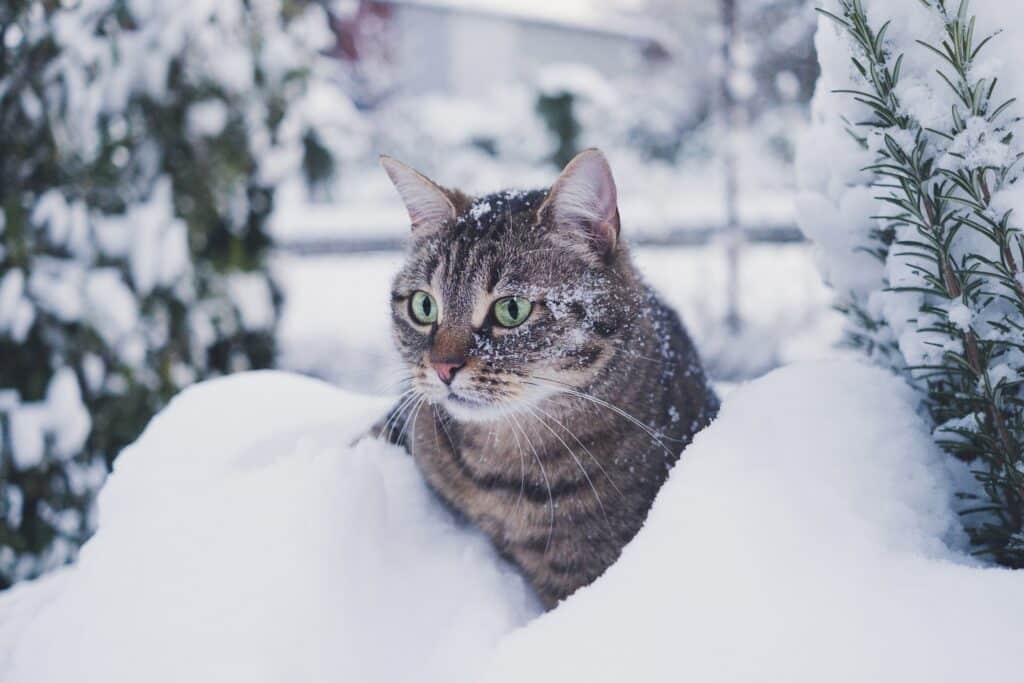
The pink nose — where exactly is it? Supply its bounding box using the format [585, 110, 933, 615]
[431, 360, 464, 385]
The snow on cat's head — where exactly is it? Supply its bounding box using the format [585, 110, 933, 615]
[381, 150, 642, 422]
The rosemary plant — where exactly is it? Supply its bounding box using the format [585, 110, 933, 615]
[820, 0, 1024, 563]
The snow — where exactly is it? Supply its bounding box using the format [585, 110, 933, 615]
[3, 361, 1023, 680]
[0, 269, 35, 343]
[31, 190, 90, 255]
[469, 199, 492, 221]
[21, 179, 196, 371]
[485, 361, 1024, 683]
[36, 0, 337, 164]
[4, 368, 91, 470]
[0, 372, 538, 683]
[84, 269, 140, 354]
[947, 301, 973, 332]
[227, 272, 276, 331]
[124, 179, 192, 296]
[273, 251, 406, 391]
[7, 409, 45, 470]
[44, 368, 93, 461]
[941, 115, 1014, 172]
[185, 99, 229, 139]
[537, 63, 619, 105]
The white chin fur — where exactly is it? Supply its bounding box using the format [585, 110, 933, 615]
[440, 396, 511, 423]
[416, 375, 559, 423]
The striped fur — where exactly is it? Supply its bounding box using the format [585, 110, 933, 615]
[374, 161, 718, 609]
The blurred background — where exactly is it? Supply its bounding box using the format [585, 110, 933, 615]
[0, 0, 840, 586]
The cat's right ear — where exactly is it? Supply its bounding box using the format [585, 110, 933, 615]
[539, 148, 620, 260]
[380, 156, 456, 232]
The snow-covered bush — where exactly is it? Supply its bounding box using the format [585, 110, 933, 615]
[0, 0, 352, 586]
[799, 0, 1024, 563]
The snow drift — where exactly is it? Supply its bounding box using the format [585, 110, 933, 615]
[0, 372, 539, 683]
[2, 362, 1023, 681]
[485, 362, 1024, 682]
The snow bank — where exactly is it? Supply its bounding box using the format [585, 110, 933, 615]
[0, 372, 538, 683]
[4, 362, 1023, 681]
[484, 361, 1024, 682]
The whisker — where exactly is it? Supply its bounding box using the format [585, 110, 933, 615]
[399, 395, 427, 448]
[525, 376, 682, 457]
[500, 409, 529, 521]
[435, 403, 457, 451]
[508, 409, 555, 552]
[526, 401, 623, 499]
[377, 388, 415, 439]
[607, 340, 671, 366]
[522, 404, 612, 534]
[431, 404, 445, 454]
[373, 373, 414, 393]
[381, 389, 420, 442]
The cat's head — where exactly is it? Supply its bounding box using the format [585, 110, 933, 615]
[383, 149, 641, 423]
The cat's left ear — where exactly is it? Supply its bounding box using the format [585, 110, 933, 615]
[539, 148, 620, 259]
[380, 155, 457, 232]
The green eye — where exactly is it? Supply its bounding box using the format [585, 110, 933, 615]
[409, 291, 438, 324]
[493, 296, 532, 328]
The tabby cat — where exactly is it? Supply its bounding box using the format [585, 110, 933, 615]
[371, 149, 718, 608]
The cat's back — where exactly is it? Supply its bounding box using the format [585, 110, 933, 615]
[630, 282, 719, 431]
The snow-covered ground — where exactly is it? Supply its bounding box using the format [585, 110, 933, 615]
[273, 242, 844, 391]
[0, 372, 539, 682]
[2, 361, 1022, 681]
[486, 361, 1024, 682]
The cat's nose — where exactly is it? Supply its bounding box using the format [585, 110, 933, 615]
[431, 360, 464, 385]
[430, 326, 471, 385]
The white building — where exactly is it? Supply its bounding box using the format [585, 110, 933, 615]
[335, 0, 671, 100]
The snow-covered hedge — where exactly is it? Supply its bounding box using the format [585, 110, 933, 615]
[0, 0, 354, 586]
[798, 0, 1024, 562]
[2, 362, 1022, 681]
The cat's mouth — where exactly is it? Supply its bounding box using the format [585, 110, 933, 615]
[439, 388, 510, 422]
[414, 369, 560, 423]
[446, 391, 487, 407]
